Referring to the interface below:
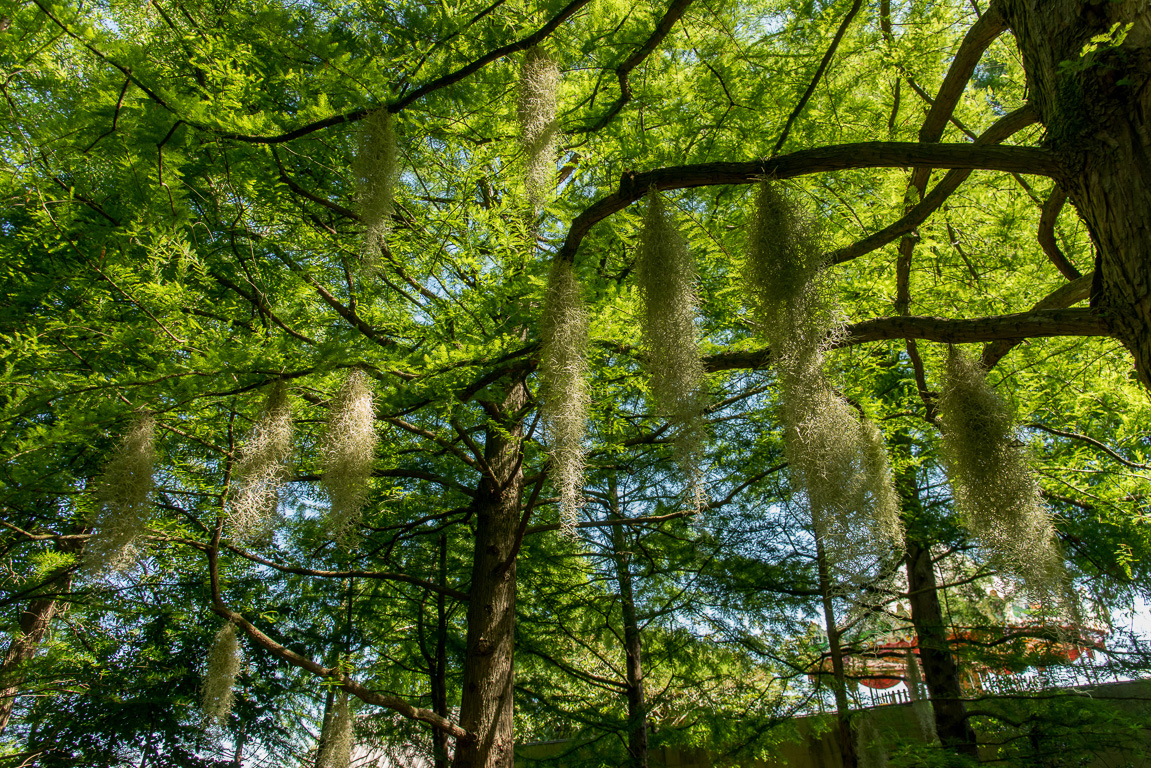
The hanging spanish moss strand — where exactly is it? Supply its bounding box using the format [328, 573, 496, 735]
[937, 348, 1068, 606]
[635, 188, 708, 505]
[230, 381, 294, 541]
[746, 182, 903, 558]
[517, 46, 560, 211]
[316, 691, 354, 768]
[905, 651, 937, 744]
[85, 414, 157, 575]
[855, 712, 888, 768]
[201, 623, 242, 728]
[321, 370, 378, 544]
[540, 261, 590, 533]
[356, 108, 398, 263]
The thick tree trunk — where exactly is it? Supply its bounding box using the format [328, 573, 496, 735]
[452, 380, 527, 768]
[1001, 1, 1151, 388]
[608, 477, 648, 768]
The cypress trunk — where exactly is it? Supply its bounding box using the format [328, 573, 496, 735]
[608, 476, 649, 768]
[452, 379, 527, 768]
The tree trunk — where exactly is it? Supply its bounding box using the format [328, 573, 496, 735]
[607, 477, 649, 768]
[452, 380, 527, 768]
[0, 535, 84, 735]
[813, 535, 856, 768]
[893, 432, 978, 757]
[433, 533, 451, 768]
[1000, 1, 1151, 388]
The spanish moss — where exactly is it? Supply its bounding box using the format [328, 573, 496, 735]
[937, 348, 1066, 605]
[356, 108, 398, 262]
[85, 414, 157, 575]
[321, 370, 378, 543]
[202, 623, 242, 728]
[231, 381, 294, 541]
[517, 46, 560, 210]
[635, 189, 707, 503]
[540, 261, 590, 533]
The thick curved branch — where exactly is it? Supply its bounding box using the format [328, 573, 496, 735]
[206, 544, 468, 738]
[702, 306, 1109, 372]
[1037, 184, 1081, 280]
[980, 272, 1093, 369]
[580, 0, 696, 133]
[558, 143, 1060, 263]
[770, 0, 863, 155]
[211, 0, 595, 144]
[829, 105, 1038, 264]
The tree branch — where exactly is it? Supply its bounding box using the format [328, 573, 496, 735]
[557, 143, 1060, 263]
[1037, 184, 1081, 280]
[980, 272, 1093, 369]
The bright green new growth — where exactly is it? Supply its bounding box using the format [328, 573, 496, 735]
[316, 691, 354, 768]
[231, 381, 293, 541]
[202, 622, 242, 727]
[746, 182, 903, 554]
[517, 46, 560, 210]
[540, 261, 590, 533]
[636, 189, 707, 502]
[321, 370, 378, 542]
[937, 348, 1066, 603]
[85, 414, 157, 575]
[356, 108, 398, 261]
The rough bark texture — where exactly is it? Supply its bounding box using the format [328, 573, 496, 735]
[453, 379, 527, 768]
[1001, 0, 1151, 387]
[608, 478, 648, 768]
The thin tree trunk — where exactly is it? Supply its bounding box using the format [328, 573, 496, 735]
[0, 535, 84, 735]
[607, 476, 648, 768]
[433, 533, 450, 768]
[452, 379, 527, 768]
[813, 535, 856, 768]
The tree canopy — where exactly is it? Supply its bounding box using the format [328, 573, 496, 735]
[2, 0, 1151, 766]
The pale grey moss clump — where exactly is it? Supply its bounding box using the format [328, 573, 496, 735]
[905, 651, 938, 744]
[202, 623, 242, 727]
[85, 414, 157, 575]
[745, 182, 903, 554]
[517, 46, 560, 210]
[855, 712, 888, 768]
[230, 382, 293, 541]
[636, 189, 708, 505]
[316, 691, 354, 768]
[540, 261, 591, 533]
[356, 108, 398, 262]
[937, 348, 1066, 604]
[320, 370, 378, 542]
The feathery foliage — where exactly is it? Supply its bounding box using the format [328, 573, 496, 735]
[517, 46, 560, 210]
[937, 348, 1066, 603]
[636, 188, 707, 501]
[320, 370, 378, 542]
[201, 623, 242, 728]
[746, 182, 902, 554]
[316, 691, 354, 768]
[85, 414, 157, 575]
[356, 108, 398, 261]
[230, 381, 293, 541]
[540, 261, 590, 532]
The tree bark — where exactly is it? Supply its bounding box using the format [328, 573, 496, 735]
[813, 535, 856, 768]
[433, 533, 451, 768]
[452, 379, 527, 768]
[608, 477, 649, 768]
[1000, 1, 1151, 388]
[894, 433, 978, 757]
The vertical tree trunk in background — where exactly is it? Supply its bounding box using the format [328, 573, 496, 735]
[813, 536, 856, 768]
[607, 476, 649, 768]
[893, 431, 978, 756]
[453, 379, 527, 768]
[1001, 1, 1151, 388]
[433, 533, 451, 768]
[0, 535, 84, 735]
